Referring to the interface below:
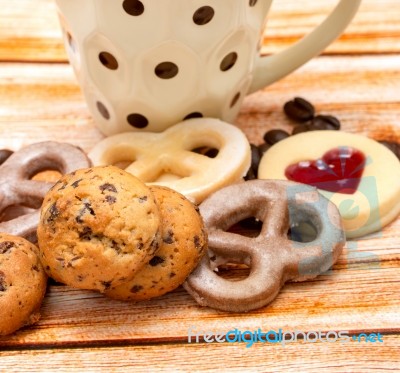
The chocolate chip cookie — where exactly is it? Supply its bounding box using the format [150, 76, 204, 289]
[0, 234, 47, 336]
[105, 186, 207, 301]
[37, 166, 162, 292]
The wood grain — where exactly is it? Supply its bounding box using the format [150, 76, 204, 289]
[0, 55, 399, 151]
[0, 0, 399, 370]
[1, 0, 400, 63]
[1, 335, 399, 372]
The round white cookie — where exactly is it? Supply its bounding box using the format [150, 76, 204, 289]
[258, 131, 400, 238]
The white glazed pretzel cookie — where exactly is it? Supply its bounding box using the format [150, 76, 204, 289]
[89, 118, 251, 203]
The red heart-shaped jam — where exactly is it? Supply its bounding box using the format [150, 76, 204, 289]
[285, 147, 366, 194]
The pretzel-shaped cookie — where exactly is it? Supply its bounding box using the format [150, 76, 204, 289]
[89, 118, 251, 203]
[0, 142, 91, 242]
[184, 179, 345, 312]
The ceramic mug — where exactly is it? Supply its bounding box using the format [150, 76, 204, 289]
[56, 0, 362, 136]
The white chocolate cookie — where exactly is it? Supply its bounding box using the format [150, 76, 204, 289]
[258, 131, 400, 238]
[89, 118, 251, 204]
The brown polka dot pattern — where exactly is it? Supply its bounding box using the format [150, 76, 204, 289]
[99, 52, 118, 70]
[220, 52, 238, 71]
[123, 0, 145, 16]
[193, 6, 215, 25]
[127, 113, 149, 129]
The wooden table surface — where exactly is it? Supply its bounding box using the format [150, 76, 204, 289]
[0, 0, 399, 372]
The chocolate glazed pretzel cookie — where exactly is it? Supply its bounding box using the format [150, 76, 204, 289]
[0, 142, 91, 242]
[184, 179, 346, 312]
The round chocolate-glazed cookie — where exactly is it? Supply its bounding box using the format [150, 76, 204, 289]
[0, 234, 47, 336]
[105, 186, 208, 301]
[37, 166, 162, 292]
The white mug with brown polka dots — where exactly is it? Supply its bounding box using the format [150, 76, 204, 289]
[56, 0, 362, 136]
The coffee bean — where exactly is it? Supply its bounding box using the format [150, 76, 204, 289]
[292, 124, 314, 135]
[250, 143, 261, 171]
[379, 141, 400, 160]
[258, 142, 271, 156]
[284, 97, 315, 122]
[244, 167, 257, 181]
[311, 115, 341, 130]
[263, 129, 290, 145]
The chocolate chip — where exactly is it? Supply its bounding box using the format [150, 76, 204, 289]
[0, 241, 15, 254]
[79, 226, 92, 240]
[379, 141, 400, 160]
[47, 203, 60, 223]
[138, 196, 148, 203]
[263, 129, 290, 145]
[210, 255, 217, 262]
[0, 149, 13, 165]
[105, 195, 117, 204]
[284, 97, 315, 122]
[101, 281, 112, 290]
[0, 271, 7, 292]
[99, 183, 117, 193]
[56, 257, 66, 268]
[149, 256, 165, 266]
[71, 179, 83, 188]
[76, 201, 96, 223]
[110, 240, 122, 254]
[194, 235, 202, 251]
[130, 285, 143, 293]
[311, 115, 341, 130]
[163, 230, 175, 244]
[149, 237, 160, 253]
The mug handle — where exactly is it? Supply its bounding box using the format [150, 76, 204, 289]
[248, 0, 362, 94]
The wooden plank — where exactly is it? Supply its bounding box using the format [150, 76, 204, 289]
[1, 55, 399, 151]
[0, 260, 398, 348]
[0, 335, 399, 372]
[1, 0, 400, 63]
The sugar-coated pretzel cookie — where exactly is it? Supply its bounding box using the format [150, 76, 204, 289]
[105, 186, 207, 301]
[258, 131, 400, 238]
[0, 233, 47, 336]
[89, 118, 251, 204]
[183, 179, 345, 313]
[0, 142, 91, 242]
